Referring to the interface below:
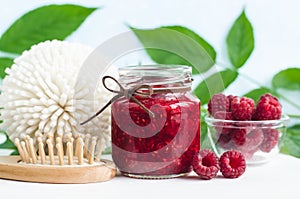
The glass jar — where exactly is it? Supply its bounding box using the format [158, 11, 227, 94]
[111, 65, 200, 179]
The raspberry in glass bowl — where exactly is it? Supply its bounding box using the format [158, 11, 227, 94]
[206, 116, 289, 164]
[205, 93, 289, 165]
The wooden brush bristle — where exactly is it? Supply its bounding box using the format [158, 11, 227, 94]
[14, 133, 105, 166]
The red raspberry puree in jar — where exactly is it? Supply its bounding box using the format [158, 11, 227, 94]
[111, 65, 200, 179]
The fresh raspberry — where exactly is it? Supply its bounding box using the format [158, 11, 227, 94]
[253, 93, 282, 120]
[242, 148, 258, 160]
[236, 129, 264, 156]
[260, 128, 279, 152]
[193, 149, 220, 180]
[219, 150, 246, 178]
[214, 111, 233, 134]
[214, 111, 233, 120]
[217, 133, 234, 150]
[231, 97, 255, 120]
[227, 95, 236, 111]
[208, 93, 230, 117]
[231, 128, 247, 146]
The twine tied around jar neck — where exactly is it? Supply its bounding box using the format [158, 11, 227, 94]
[80, 75, 193, 125]
[80, 76, 155, 125]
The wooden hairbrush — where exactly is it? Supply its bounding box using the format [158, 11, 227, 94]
[0, 133, 116, 183]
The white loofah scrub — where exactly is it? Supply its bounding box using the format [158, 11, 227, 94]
[0, 40, 112, 148]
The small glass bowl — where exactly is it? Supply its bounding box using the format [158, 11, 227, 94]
[205, 115, 289, 165]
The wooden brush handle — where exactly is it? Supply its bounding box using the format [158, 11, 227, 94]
[0, 156, 116, 184]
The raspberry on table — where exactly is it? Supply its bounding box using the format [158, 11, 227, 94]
[193, 149, 220, 180]
[253, 93, 282, 120]
[219, 150, 246, 178]
[260, 128, 280, 152]
[231, 97, 255, 120]
[208, 93, 230, 117]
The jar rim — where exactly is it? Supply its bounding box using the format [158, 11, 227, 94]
[118, 65, 193, 90]
[118, 64, 191, 73]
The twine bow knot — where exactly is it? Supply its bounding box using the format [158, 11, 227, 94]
[80, 76, 154, 125]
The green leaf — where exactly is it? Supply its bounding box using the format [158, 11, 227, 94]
[200, 108, 213, 150]
[272, 68, 300, 90]
[281, 125, 300, 158]
[0, 4, 97, 54]
[102, 146, 112, 154]
[226, 10, 254, 68]
[200, 108, 208, 145]
[0, 132, 17, 150]
[131, 26, 216, 74]
[244, 87, 275, 103]
[10, 150, 20, 155]
[0, 57, 14, 78]
[193, 69, 238, 104]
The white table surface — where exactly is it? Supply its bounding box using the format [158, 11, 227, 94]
[0, 153, 299, 199]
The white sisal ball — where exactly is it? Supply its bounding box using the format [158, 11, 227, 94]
[0, 40, 112, 147]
